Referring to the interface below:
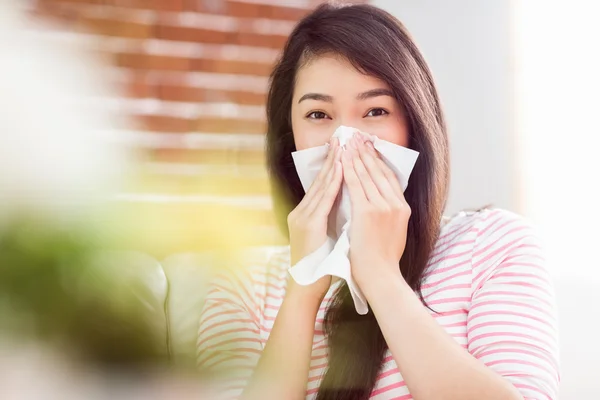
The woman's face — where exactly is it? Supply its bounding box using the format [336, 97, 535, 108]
[291, 54, 410, 151]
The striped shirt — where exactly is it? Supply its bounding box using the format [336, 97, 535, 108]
[196, 209, 560, 399]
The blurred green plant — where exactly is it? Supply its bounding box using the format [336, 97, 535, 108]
[0, 217, 166, 373]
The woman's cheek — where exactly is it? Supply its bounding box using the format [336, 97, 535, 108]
[292, 124, 334, 150]
[361, 121, 409, 147]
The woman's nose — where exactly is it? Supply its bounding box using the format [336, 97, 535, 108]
[333, 118, 364, 132]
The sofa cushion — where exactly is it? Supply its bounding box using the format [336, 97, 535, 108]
[163, 246, 287, 368]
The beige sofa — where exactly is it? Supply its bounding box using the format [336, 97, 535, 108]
[98, 249, 595, 398]
[97, 247, 283, 368]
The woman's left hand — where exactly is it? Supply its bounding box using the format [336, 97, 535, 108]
[341, 134, 411, 291]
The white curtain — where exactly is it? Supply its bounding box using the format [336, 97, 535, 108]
[513, 0, 600, 278]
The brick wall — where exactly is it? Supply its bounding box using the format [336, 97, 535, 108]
[28, 0, 361, 256]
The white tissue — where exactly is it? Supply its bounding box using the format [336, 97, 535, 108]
[289, 126, 419, 314]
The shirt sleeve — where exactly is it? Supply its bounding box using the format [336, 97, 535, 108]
[196, 265, 264, 399]
[467, 210, 560, 400]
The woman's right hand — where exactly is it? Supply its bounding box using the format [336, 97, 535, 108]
[287, 137, 343, 300]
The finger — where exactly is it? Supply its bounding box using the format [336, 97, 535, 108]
[341, 142, 368, 207]
[348, 137, 386, 206]
[298, 138, 339, 212]
[356, 137, 399, 204]
[364, 139, 405, 201]
[312, 153, 343, 218]
[304, 145, 341, 215]
[310, 136, 339, 190]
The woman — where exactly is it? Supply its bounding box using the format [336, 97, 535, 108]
[196, 4, 559, 400]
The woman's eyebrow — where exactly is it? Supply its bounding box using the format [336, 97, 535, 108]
[356, 88, 394, 100]
[298, 93, 333, 103]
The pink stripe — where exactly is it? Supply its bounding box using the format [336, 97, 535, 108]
[197, 326, 259, 348]
[311, 353, 328, 361]
[211, 283, 261, 323]
[204, 336, 262, 350]
[370, 381, 409, 397]
[503, 253, 544, 263]
[424, 282, 471, 298]
[472, 233, 527, 272]
[470, 299, 552, 316]
[473, 290, 554, 308]
[310, 361, 328, 371]
[200, 317, 256, 337]
[199, 353, 246, 369]
[512, 383, 552, 399]
[262, 313, 325, 324]
[468, 309, 553, 329]
[480, 214, 519, 239]
[428, 248, 472, 266]
[228, 274, 261, 318]
[200, 307, 242, 325]
[441, 321, 468, 328]
[491, 271, 552, 286]
[422, 269, 471, 289]
[203, 354, 252, 370]
[469, 331, 556, 351]
[478, 212, 518, 236]
[430, 238, 475, 260]
[312, 343, 328, 352]
[426, 259, 470, 277]
[469, 339, 551, 359]
[264, 292, 286, 302]
[380, 355, 394, 365]
[264, 281, 284, 292]
[437, 222, 471, 242]
[199, 347, 261, 366]
[427, 296, 471, 305]
[376, 367, 400, 380]
[474, 275, 553, 298]
[438, 215, 479, 242]
[468, 320, 554, 341]
[485, 359, 558, 379]
[497, 281, 553, 297]
[494, 261, 546, 272]
[477, 347, 558, 370]
[437, 308, 469, 317]
[264, 303, 281, 310]
[435, 226, 475, 251]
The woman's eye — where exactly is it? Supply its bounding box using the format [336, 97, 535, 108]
[306, 111, 330, 119]
[365, 108, 389, 117]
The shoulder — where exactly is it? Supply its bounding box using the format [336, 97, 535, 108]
[208, 246, 291, 303]
[438, 208, 538, 249]
[440, 208, 547, 290]
[428, 208, 545, 285]
[466, 208, 542, 266]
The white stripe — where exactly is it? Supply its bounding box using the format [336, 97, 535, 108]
[97, 98, 265, 120]
[144, 162, 267, 177]
[110, 68, 269, 93]
[112, 193, 272, 208]
[46, 2, 297, 36]
[114, 130, 265, 150]
[42, 30, 279, 62]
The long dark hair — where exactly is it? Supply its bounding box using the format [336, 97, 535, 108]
[266, 3, 450, 399]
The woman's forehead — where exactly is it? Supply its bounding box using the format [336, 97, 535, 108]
[293, 55, 390, 101]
